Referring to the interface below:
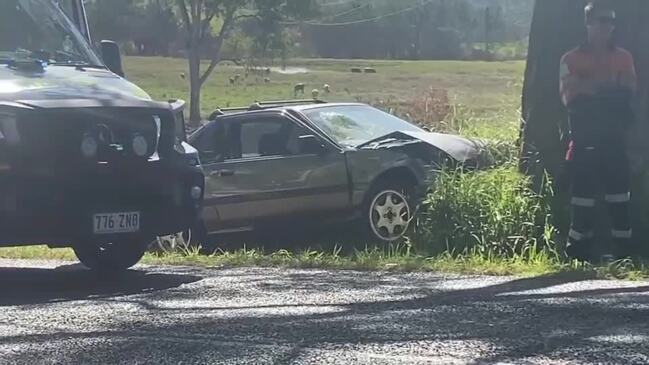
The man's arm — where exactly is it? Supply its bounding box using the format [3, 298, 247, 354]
[560, 54, 596, 106]
[618, 50, 637, 93]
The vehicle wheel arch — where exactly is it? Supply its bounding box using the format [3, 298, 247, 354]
[364, 166, 419, 203]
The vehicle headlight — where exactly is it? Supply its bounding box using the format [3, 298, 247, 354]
[132, 133, 149, 157]
[190, 186, 203, 200]
[80, 133, 98, 158]
[0, 112, 20, 146]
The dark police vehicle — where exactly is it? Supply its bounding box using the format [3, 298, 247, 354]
[0, 0, 204, 271]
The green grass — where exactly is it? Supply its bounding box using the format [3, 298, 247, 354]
[123, 56, 524, 124]
[0, 246, 76, 261]
[2, 245, 648, 280]
[416, 166, 554, 257]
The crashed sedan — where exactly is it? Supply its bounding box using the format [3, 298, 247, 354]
[189, 101, 488, 244]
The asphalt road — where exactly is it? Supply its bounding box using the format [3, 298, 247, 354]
[1, 259, 649, 365]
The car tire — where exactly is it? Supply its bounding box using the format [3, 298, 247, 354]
[73, 237, 149, 272]
[364, 179, 415, 243]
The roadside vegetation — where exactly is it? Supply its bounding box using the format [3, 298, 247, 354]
[3, 56, 648, 279]
[3, 244, 647, 280]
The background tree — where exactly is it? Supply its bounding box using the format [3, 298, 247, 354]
[86, 0, 142, 45]
[521, 0, 649, 241]
[134, 0, 179, 56]
[174, 0, 317, 125]
[302, 0, 525, 61]
[84, 0, 533, 61]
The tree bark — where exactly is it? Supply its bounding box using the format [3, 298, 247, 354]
[188, 46, 202, 126]
[521, 0, 649, 243]
[177, 1, 236, 127]
[520, 0, 584, 181]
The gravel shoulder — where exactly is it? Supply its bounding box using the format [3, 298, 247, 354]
[1, 259, 649, 365]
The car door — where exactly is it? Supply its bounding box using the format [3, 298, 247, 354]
[199, 113, 350, 233]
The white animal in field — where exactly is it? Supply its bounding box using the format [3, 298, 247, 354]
[294, 83, 305, 97]
[323, 84, 331, 93]
[312, 89, 320, 99]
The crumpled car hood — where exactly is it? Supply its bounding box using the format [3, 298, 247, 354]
[398, 130, 487, 163]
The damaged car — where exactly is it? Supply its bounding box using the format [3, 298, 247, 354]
[0, 0, 204, 271]
[189, 101, 488, 245]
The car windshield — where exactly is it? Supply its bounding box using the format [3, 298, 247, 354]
[0, 0, 102, 66]
[304, 105, 423, 147]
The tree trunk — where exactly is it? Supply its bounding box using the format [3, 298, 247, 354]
[188, 47, 202, 127]
[521, 0, 649, 246]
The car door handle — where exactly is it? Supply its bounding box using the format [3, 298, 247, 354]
[210, 169, 235, 177]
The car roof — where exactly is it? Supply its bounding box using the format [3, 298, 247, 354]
[212, 102, 370, 119]
[289, 102, 368, 112]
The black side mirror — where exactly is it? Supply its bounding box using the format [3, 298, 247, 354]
[299, 135, 327, 155]
[101, 40, 124, 77]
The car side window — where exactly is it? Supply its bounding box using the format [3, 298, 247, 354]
[227, 116, 307, 160]
[194, 123, 228, 164]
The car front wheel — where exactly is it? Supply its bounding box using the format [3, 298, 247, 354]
[73, 237, 149, 272]
[365, 182, 414, 242]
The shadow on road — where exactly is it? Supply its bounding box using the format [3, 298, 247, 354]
[2, 268, 649, 364]
[0, 264, 202, 306]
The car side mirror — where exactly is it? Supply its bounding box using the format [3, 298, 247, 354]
[101, 40, 125, 77]
[299, 135, 327, 155]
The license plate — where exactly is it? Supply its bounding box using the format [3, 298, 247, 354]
[93, 212, 140, 234]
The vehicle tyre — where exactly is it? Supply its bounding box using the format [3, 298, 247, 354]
[364, 179, 414, 242]
[73, 237, 149, 272]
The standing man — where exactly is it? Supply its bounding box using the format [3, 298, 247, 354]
[560, 1, 637, 261]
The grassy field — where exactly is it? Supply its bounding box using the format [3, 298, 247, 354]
[124, 56, 524, 137]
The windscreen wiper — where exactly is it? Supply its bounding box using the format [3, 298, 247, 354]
[50, 61, 106, 70]
[50, 50, 105, 70]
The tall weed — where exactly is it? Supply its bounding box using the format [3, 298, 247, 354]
[415, 167, 557, 259]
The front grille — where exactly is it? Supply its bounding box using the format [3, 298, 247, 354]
[15, 107, 174, 169]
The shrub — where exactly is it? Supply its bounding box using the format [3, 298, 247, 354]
[373, 88, 452, 131]
[414, 167, 557, 258]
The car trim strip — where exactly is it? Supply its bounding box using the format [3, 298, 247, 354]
[204, 184, 350, 205]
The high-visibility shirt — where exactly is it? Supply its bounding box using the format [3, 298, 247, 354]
[561, 46, 636, 161]
[560, 45, 636, 106]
